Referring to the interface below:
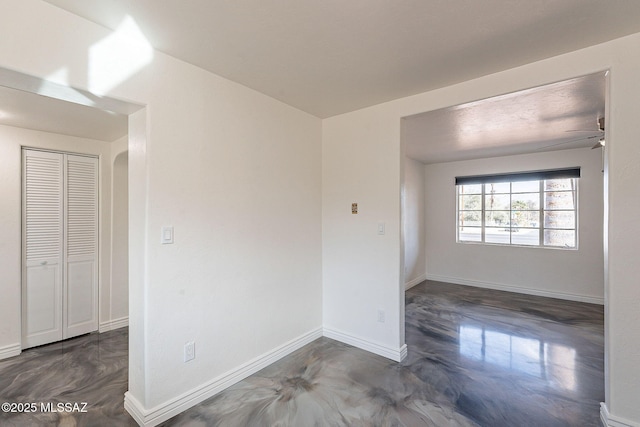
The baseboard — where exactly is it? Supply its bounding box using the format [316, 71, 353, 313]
[426, 274, 604, 305]
[99, 316, 129, 333]
[124, 327, 323, 427]
[124, 393, 146, 426]
[405, 273, 427, 290]
[323, 327, 407, 362]
[601, 402, 640, 427]
[0, 343, 21, 360]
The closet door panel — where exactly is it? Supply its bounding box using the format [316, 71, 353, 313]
[23, 263, 62, 346]
[67, 258, 96, 327]
[64, 155, 98, 338]
[22, 150, 64, 348]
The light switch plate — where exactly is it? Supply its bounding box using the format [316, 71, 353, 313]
[184, 341, 195, 362]
[161, 226, 174, 244]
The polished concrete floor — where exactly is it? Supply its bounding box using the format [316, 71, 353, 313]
[0, 281, 604, 426]
[0, 327, 135, 426]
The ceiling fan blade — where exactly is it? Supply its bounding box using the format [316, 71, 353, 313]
[536, 135, 600, 150]
[565, 117, 605, 134]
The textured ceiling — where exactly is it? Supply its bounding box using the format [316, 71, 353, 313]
[42, 0, 640, 118]
[403, 72, 606, 164]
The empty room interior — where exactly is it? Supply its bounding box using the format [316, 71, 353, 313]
[1, 1, 640, 426]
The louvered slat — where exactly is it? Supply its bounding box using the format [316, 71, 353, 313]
[66, 156, 97, 258]
[25, 153, 63, 261]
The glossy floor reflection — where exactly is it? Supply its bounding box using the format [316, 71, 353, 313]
[404, 281, 604, 426]
[0, 281, 604, 426]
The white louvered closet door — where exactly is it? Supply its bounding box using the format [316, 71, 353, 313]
[64, 154, 98, 338]
[23, 150, 64, 348]
[22, 149, 98, 349]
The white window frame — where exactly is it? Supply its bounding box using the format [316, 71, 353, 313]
[456, 177, 578, 249]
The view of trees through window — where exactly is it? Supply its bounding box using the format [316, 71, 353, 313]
[457, 178, 577, 248]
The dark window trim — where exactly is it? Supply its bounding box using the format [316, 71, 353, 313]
[455, 167, 580, 185]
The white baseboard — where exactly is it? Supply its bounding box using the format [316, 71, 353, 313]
[0, 343, 21, 360]
[426, 274, 604, 305]
[323, 327, 407, 362]
[405, 273, 427, 290]
[99, 316, 129, 333]
[124, 393, 146, 426]
[601, 402, 640, 427]
[124, 327, 323, 427]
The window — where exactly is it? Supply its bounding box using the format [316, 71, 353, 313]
[456, 169, 579, 248]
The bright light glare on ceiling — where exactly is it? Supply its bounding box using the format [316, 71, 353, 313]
[88, 16, 153, 95]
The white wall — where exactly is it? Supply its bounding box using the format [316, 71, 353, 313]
[424, 148, 603, 303]
[403, 156, 426, 289]
[0, 1, 323, 424]
[107, 137, 129, 329]
[322, 33, 640, 424]
[322, 108, 406, 361]
[0, 123, 124, 356]
[141, 79, 322, 412]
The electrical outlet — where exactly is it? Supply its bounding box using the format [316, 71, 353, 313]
[377, 310, 385, 323]
[184, 341, 195, 362]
